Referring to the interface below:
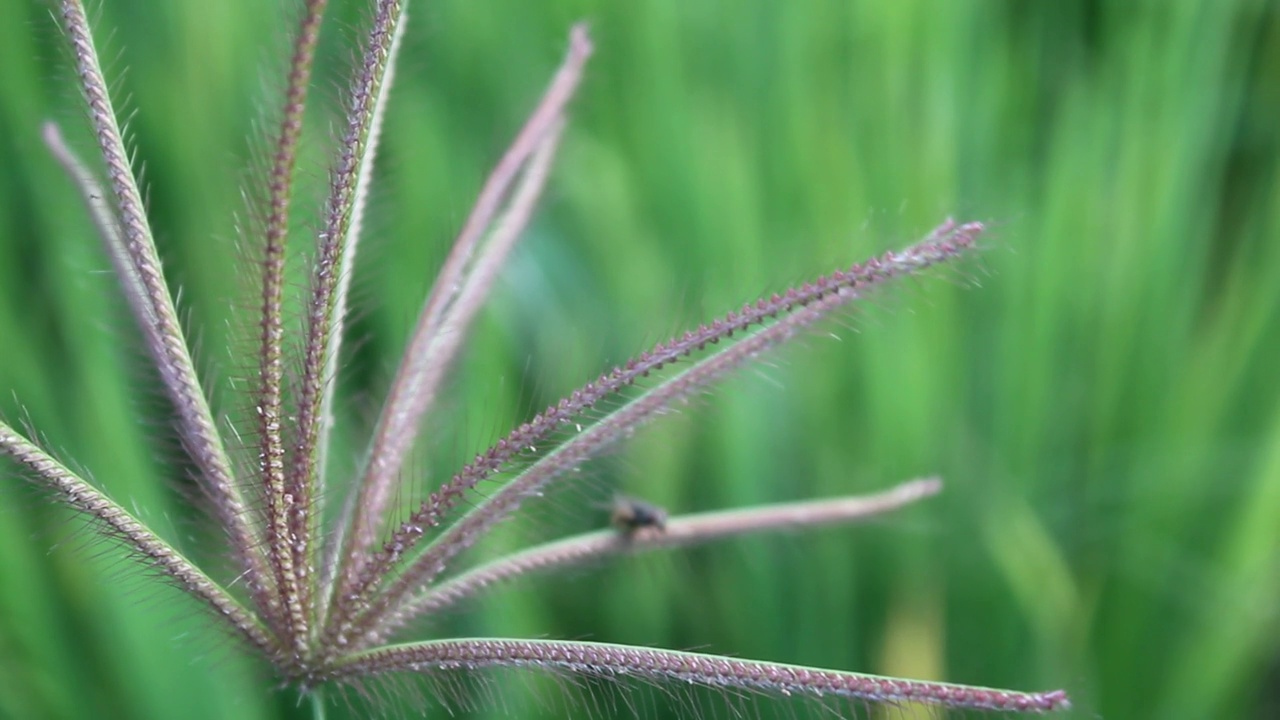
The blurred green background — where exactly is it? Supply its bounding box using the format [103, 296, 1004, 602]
[1, 0, 1278, 718]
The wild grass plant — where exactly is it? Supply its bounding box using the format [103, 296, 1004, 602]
[0, 1, 1277, 719]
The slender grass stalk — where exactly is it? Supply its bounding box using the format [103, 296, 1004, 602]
[323, 26, 593, 648]
[0, 424, 274, 656]
[41, 122, 150, 327]
[328, 639, 1071, 713]
[320, 118, 570, 652]
[257, 0, 330, 658]
[55, 0, 274, 625]
[387, 478, 943, 633]
[344, 223, 980, 649]
[291, 3, 406, 658]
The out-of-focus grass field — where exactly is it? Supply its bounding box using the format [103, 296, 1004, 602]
[1, 1, 1277, 718]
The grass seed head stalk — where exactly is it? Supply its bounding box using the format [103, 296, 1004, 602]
[0, 1, 1073, 715]
[321, 26, 594, 650]
[345, 222, 984, 649]
[256, 0, 330, 659]
[55, 0, 277, 634]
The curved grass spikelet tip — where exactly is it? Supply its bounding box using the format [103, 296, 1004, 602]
[330, 639, 1071, 714]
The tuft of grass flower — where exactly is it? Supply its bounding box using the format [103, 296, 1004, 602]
[1, 1, 1071, 716]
